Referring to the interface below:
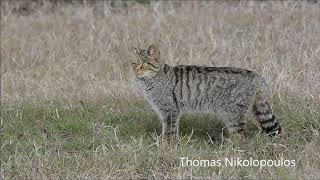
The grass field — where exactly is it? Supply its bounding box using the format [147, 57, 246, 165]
[1, 1, 320, 179]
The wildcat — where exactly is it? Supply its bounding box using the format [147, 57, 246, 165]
[131, 44, 281, 142]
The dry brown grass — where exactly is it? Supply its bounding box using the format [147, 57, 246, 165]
[1, 1, 320, 105]
[1, 1, 320, 179]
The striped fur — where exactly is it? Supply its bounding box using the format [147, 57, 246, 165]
[131, 45, 281, 141]
[253, 97, 281, 136]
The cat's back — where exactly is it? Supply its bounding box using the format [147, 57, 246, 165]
[170, 65, 263, 88]
[167, 65, 266, 111]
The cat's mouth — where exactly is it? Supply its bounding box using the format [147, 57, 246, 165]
[136, 69, 144, 75]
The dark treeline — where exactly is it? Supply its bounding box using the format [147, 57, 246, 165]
[1, 0, 318, 16]
[0, 0, 150, 16]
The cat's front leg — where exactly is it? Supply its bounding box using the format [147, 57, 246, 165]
[160, 110, 180, 145]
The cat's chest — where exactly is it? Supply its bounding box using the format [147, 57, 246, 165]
[142, 80, 177, 110]
[142, 80, 171, 98]
[143, 81, 164, 95]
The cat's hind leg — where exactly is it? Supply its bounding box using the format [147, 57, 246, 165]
[223, 113, 246, 142]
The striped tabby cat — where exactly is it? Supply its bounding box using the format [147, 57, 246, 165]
[131, 44, 281, 142]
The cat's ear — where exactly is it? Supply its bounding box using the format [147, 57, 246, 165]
[147, 44, 160, 61]
[130, 46, 140, 55]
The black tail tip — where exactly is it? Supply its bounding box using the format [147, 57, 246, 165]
[264, 122, 282, 137]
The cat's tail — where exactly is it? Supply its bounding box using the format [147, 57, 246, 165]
[252, 91, 281, 136]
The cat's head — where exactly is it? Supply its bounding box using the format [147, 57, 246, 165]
[130, 44, 162, 78]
